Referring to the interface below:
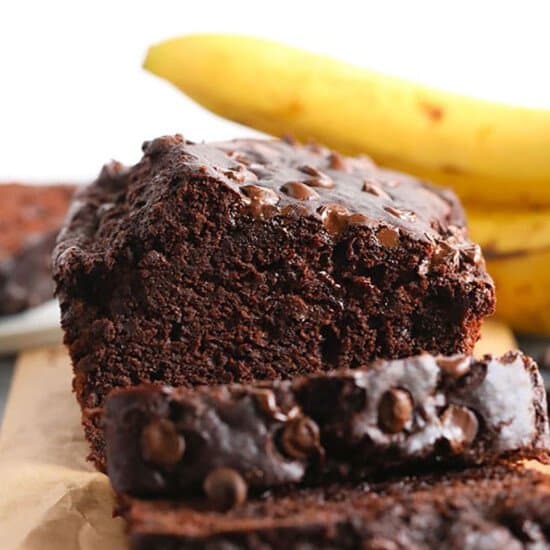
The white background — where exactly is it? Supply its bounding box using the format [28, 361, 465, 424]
[0, 0, 549, 182]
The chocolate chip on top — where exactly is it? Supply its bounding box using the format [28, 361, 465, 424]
[319, 204, 370, 235]
[440, 405, 479, 452]
[431, 230, 483, 269]
[460, 243, 482, 265]
[248, 388, 291, 422]
[280, 417, 321, 460]
[431, 240, 460, 268]
[241, 184, 279, 205]
[384, 206, 416, 221]
[376, 226, 400, 248]
[241, 184, 280, 218]
[362, 181, 391, 200]
[298, 164, 335, 189]
[223, 164, 254, 184]
[226, 150, 252, 166]
[327, 152, 349, 171]
[203, 467, 248, 511]
[281, 181, 320, 201]
[140, 418, 185, 466]
[378, 388, 413, 434]
[437, 355, 471, 379]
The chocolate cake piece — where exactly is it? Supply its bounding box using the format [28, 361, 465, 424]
[0, 183, 75, 261]
[53, 136, 495, 467]
[0, 230, 59, 315]
[119, 463, 550, 549]
[0, 183, 75, 316]
[105, 351, 549, 497]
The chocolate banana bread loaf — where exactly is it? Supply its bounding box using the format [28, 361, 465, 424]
[119, 462, 550, 549]
[105, 351, 549, 497]
[53, 135, 495, 467]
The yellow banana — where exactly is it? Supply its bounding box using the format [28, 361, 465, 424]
[483, 249, 550, 335]
[475, 320, 516, 357]
[144, 34, 550, 207]
[468, 208, 550, 334]
[468, 208, 550, 255]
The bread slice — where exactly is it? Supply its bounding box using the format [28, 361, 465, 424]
[119, 462, 550, 549]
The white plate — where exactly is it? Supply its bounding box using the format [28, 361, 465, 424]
[0, 300, 62, 355]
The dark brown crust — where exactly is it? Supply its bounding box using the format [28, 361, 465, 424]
[120, 462, 550, 549]
[52, 136, 495, 468]
[104, 351, 549, 497]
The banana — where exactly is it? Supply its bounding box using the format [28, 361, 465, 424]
[468, 208, 550, 255]
[468, 208, 550, 335]
[475, 320, 517, 357]
[144, 34, 550, 207]
[482, 249, 550, 335]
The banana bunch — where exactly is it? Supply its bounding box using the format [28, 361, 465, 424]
[144, 34, 550, 334]
[468, 209, 550, 334]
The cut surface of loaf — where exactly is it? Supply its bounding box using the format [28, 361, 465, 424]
[53, 135, 495, 467]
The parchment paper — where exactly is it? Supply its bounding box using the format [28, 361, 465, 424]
[0, 321, 545, 550]
[0, 346, 125, 550]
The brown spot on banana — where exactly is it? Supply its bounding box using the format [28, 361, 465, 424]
[440, 163, 467, 175]
[419, 101, 444, 121]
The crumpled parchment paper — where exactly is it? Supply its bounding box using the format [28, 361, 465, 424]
[0, 346, 125, 550]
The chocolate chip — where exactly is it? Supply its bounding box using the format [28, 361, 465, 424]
[431, 241, 460, 268]
[226, 150, 251, 166]
[203, 467, 247, 511]
[241, 184, 279, 205]
[298, 165, 335, 189]
[319, 204, 370, 235]
[249, 388, 288, 422]
[299, 164, 322, 177]
[384, 206, 416, 221]
[280, 417, 321, 460]
[140, 418, 185, 466]
[440, 405, 479, 452]
[460, 243, 482, 265]
[378, 388, 413, 433]
[241, 184, 280, 218]
[437, 355, 471, 379]
[223, 166, 249, 183]
[362, 181, 391, 200]
[281, 181, 320, 200]
[327, 152, 348, 171]
[376, 226, 400, 248]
